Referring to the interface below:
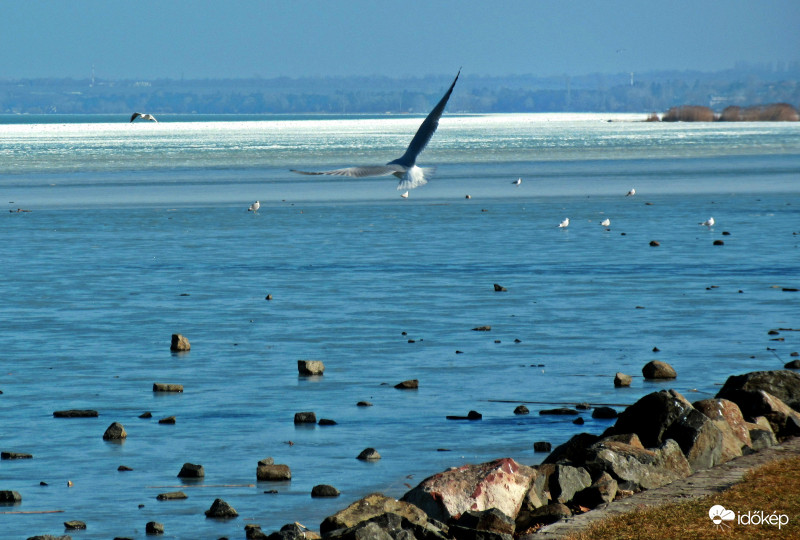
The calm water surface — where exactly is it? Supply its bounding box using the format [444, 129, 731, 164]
[1, 114, 799, 538]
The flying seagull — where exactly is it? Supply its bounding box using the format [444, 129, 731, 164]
[130, 112, 158, 123]
[291, 70, 460, 191]
[558, 218, 570, 228]
[248, 201, 260, 213]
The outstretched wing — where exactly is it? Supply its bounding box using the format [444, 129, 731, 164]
[389, 69, 460, 168]
[290, 165, 402, 178]
[130, 112, 142, 122]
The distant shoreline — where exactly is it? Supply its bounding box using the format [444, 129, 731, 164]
[652, 103, 799, 122]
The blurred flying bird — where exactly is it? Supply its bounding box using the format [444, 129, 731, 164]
[291, 70, 460, 192]
[130, 112, 157, 122]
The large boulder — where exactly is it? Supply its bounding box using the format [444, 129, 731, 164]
[716, 370, 800, 411]
[323, 512, 448, 540]
[450, 508, 514, 540]
[584, 437, 691, 492]
[516, 502, 572, 530]
[607, 390, 693, 448]
[541, 433, 601, 465]
[662, 408, 723, 471]
[572, 472, 618, 509]
[401, 458, 535, 523]
[320, 493, 429, 536]
[693, 398, 752, 462]
[720, 390, 800, 441]
[544, 465, 592, 504]
[264, 522, 318, 540]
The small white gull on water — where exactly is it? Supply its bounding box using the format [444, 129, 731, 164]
[291, 70, 460, 192]
[700, 216, 715, 227]
[130, 112, 158, 123]
[512, 178, 521, 185]
[626, 188, 635, 196]
[248, 201, 260, 213]
[558, 218, 570, 228]
[600, 218, 611, 227]
[400, 191, 409, 199]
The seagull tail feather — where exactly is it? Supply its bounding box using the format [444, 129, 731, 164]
[397, 167, 435, 190]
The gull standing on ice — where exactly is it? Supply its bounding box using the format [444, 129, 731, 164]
[290, 70, 460, 192]
[248, 201, 260, 213]
[600, 218, 611, 227]
[130, 112, 158, 123]
[700, 216, 715, 227]
[558, 218, 570, 228]
[626, 188, 635, 196]
[512, 178, 521, 185]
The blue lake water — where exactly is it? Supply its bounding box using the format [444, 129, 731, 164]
[1, 113, 799, 538]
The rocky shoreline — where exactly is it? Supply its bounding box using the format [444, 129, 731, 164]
[250, 368, 799, 540]
[8, 368, 799, 540]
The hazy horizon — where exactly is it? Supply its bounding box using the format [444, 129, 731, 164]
[4, 1, 799, 81]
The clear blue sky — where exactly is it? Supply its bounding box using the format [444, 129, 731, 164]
[4, 0, 799, 80]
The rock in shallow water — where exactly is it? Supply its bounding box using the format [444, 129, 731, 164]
[102, 422, 126, 440]
[533, 441, 552, 452]
[145, 521, 164, 535]
[591, 406, 618, 419]
[156, 491, 187, 500]
[177, 463, 204, 478]
[297, 360, 324, 376]
[642, 360, 677, 379]
[53, 409, 99, 418]
[0, 490, 22, 503]
[614, 372, 632, 387]
[152, 383, 183, 392]
[356, 448, 381, 461]
[294, 411, 317, 424]
[257, 463, 291, 481]
[204, 498, 238, 518]
[170, 333, 190, 352]
[311, 484, 340, 497]
[539, 407, 579, 415]
[1, 451, 33, 460]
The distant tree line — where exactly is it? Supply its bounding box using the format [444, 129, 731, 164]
[1, 66, 799, 115]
